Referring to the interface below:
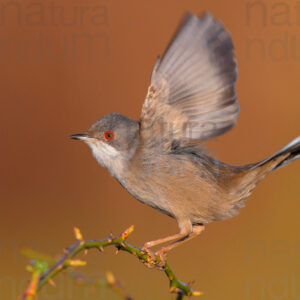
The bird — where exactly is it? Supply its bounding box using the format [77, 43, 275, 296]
[70, 12, 300, 263]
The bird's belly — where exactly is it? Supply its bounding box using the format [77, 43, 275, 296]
[119, 157, 238, 224]
[117, 173, 218, 223]
[118, 175, 176, 218]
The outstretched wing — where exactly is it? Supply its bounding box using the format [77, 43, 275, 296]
[139, 12, 239, 152]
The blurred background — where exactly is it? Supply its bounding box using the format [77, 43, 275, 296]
[0, 0, 299, 299]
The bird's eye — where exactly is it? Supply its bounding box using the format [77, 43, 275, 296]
[103, 130, 115, 142]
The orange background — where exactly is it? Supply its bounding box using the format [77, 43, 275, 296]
[1, 0, 299, 299]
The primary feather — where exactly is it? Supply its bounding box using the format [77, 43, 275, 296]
[140, 12, 239, 152]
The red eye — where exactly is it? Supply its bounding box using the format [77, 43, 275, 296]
[104, 130, 115, 142]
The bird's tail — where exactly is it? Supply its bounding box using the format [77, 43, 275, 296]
[233, 136, 299, 197]
[253, 136, 300, 173]
[227, 136, 299, 214]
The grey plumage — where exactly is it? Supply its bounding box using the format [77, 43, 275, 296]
[70, 12, 299, 260]
[88, 113, 139, 154]
[141, 12, 239, 152]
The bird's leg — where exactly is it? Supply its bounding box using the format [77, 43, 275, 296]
[140, 218, 192, 251]
[140, 219, 194, 264]
[155, 224, 205, 266]
[140, 232, 184, 251]
[140, 232, 186, 263]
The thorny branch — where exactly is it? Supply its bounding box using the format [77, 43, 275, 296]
[22, 226, 202, 299]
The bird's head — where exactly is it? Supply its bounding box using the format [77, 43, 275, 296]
[70, 113, 139, 175]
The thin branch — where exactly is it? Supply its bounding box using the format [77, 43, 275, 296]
[22, 226, 202, 299]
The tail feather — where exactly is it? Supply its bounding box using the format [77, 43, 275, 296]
[228, 136, 299, 214]
[255, 136, 300, 172]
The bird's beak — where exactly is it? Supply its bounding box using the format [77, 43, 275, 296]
[69, 133, 90, 141]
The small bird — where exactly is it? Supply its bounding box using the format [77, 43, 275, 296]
[70, 12, 300, 262]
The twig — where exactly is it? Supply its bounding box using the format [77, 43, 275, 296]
[22, 226, 202, 299]
[176, 294, 184, 300]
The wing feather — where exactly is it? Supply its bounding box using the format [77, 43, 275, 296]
[140, 12, 239, 152]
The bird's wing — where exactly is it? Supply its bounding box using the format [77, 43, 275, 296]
[139, 12, 239, 153]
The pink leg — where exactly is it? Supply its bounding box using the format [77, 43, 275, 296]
[156, 224, 205, 257]
[140, 218, 193, 251]
[141, 232, 185, 250]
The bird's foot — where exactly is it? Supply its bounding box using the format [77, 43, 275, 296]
[139, 245, 168, 269]
[139, 245, 157, 268]
[154, 248, 167, 268]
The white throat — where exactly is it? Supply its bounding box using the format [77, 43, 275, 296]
[87, 141, 127, 178]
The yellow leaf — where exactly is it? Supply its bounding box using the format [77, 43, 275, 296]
[73, 227, 83, 241]
[69, 259, 87, 267]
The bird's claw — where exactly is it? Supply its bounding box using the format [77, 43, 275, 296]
[140, 246, 155, 258]
[139, 246, 167, 269]
[155, 249, 167, 268]
[139, 246, 157, 268]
